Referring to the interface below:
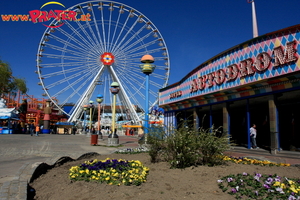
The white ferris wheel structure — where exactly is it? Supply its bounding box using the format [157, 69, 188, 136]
[36, 0, 170, 124]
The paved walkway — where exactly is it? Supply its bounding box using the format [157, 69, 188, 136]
[0, 134, 299, 200]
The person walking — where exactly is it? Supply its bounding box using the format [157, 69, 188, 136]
[29, 123, 35, 136]
[35, 124, 40, 136]
[250, 124, 259, 149]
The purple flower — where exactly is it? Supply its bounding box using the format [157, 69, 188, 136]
[255, 173, 262, 178]
[231, 188, 237, 193]
[255, 190, 259, 196]
[288, 195, 297, 200]
[217, 180, 223, 183]
[275, 187, 285, 194]
[227, 178, 233, 182]
[265, 177, 274, 185]
[263, 184, 270, 189]
[275, 176, 281, 182]
[254, 175, 260, 181]
[242, 172, 247, 176]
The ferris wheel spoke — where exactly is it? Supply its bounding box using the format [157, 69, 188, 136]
[121, 75, 145, 98]
[115, 24, 147, 52]
[51, 70, 97, 98]
[40, 61, 93, 68]
[70, 14, 100, 49]
[45, 43, 89, 57]
[124, 40, 158, 55]
[110, 11, 132, 52]
[41, 53, 90, 61]
[88, 6, 105, 52]
[48, 34, 89, 53]
[62, 21, 98, 52]
[81, 9, 102, 48]
[106, 6, 114, 52]
[151, 73, 166, 80]
[128, 47, 163, 58]
[99, 5, 108, 52]
[43, 68, 92, 88]
[120, 80, 144, 111]
[56, 26, 94, 51]
[115, 30, 152, 54]
[109, 7, 123, 52]
[110, 17, 139, 53]
[42, 65, 88, 79]
[60, 75, 93, 105]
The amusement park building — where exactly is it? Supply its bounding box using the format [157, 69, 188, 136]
[159, 24, 300, 153]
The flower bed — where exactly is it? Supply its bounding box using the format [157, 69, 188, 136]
[218, 172, 300, 199]
[223, 155, 291, 167]
[69, 158, 150, 186]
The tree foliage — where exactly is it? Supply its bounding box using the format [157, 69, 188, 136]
[0, 59, 28, 96]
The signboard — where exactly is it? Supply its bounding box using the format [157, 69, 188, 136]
[159, 25, 300, 106]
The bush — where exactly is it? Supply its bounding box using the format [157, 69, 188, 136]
[147, 126, 167, 163]
[147, 120, 231, 168]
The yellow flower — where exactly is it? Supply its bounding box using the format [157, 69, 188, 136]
[273, 181, 280, 187]
[113, 173, 119, 177]
[288, 180, 295, 185]
[280, 183, 286, 189]
[290, 186, 298, 193]
[105, 177, 110, 181]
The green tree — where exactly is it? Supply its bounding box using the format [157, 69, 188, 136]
[0, 59, 28, 96]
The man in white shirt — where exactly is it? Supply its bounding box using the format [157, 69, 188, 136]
[250, 124, 259, 149]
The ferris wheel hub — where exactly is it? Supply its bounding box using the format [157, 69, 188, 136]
[100, 52, 115, 66]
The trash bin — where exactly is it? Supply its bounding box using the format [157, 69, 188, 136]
[91, 134, 98, 145]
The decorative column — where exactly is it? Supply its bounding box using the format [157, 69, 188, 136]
[269, 95, 279, 154]
[223, 102, 230, 143]
[87, 100, 94, 137]
[43, 100, 51, 134]
[108, 82, 120, 146]
[82, 105, 88, 134]
[246, 99, 251, 149]
[96, 94, 103, 139]
[139, 54, 156, 144]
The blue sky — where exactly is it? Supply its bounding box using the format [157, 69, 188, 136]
[0, 0, 299, 101]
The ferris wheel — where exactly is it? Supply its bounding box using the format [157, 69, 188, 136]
[36, 0, 170, 124]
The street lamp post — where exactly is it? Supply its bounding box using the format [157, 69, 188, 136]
[96, 94, 103, 139]
[87, 100, 94, 137]
[139, 55, 156, 144]
[82, 105, 88, 134]
[108, 82, 120, 146]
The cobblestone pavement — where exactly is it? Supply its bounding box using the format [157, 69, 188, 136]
[0, 134, 138, 200]
[0, 134, 299, 200]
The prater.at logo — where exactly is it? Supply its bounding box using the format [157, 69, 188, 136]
[0, 1, 91, 27]
[29, 1, 76, 28]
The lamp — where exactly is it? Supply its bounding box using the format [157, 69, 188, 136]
[108, 82, 120, 146]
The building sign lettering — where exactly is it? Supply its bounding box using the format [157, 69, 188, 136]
[190, 41, 298, 93]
